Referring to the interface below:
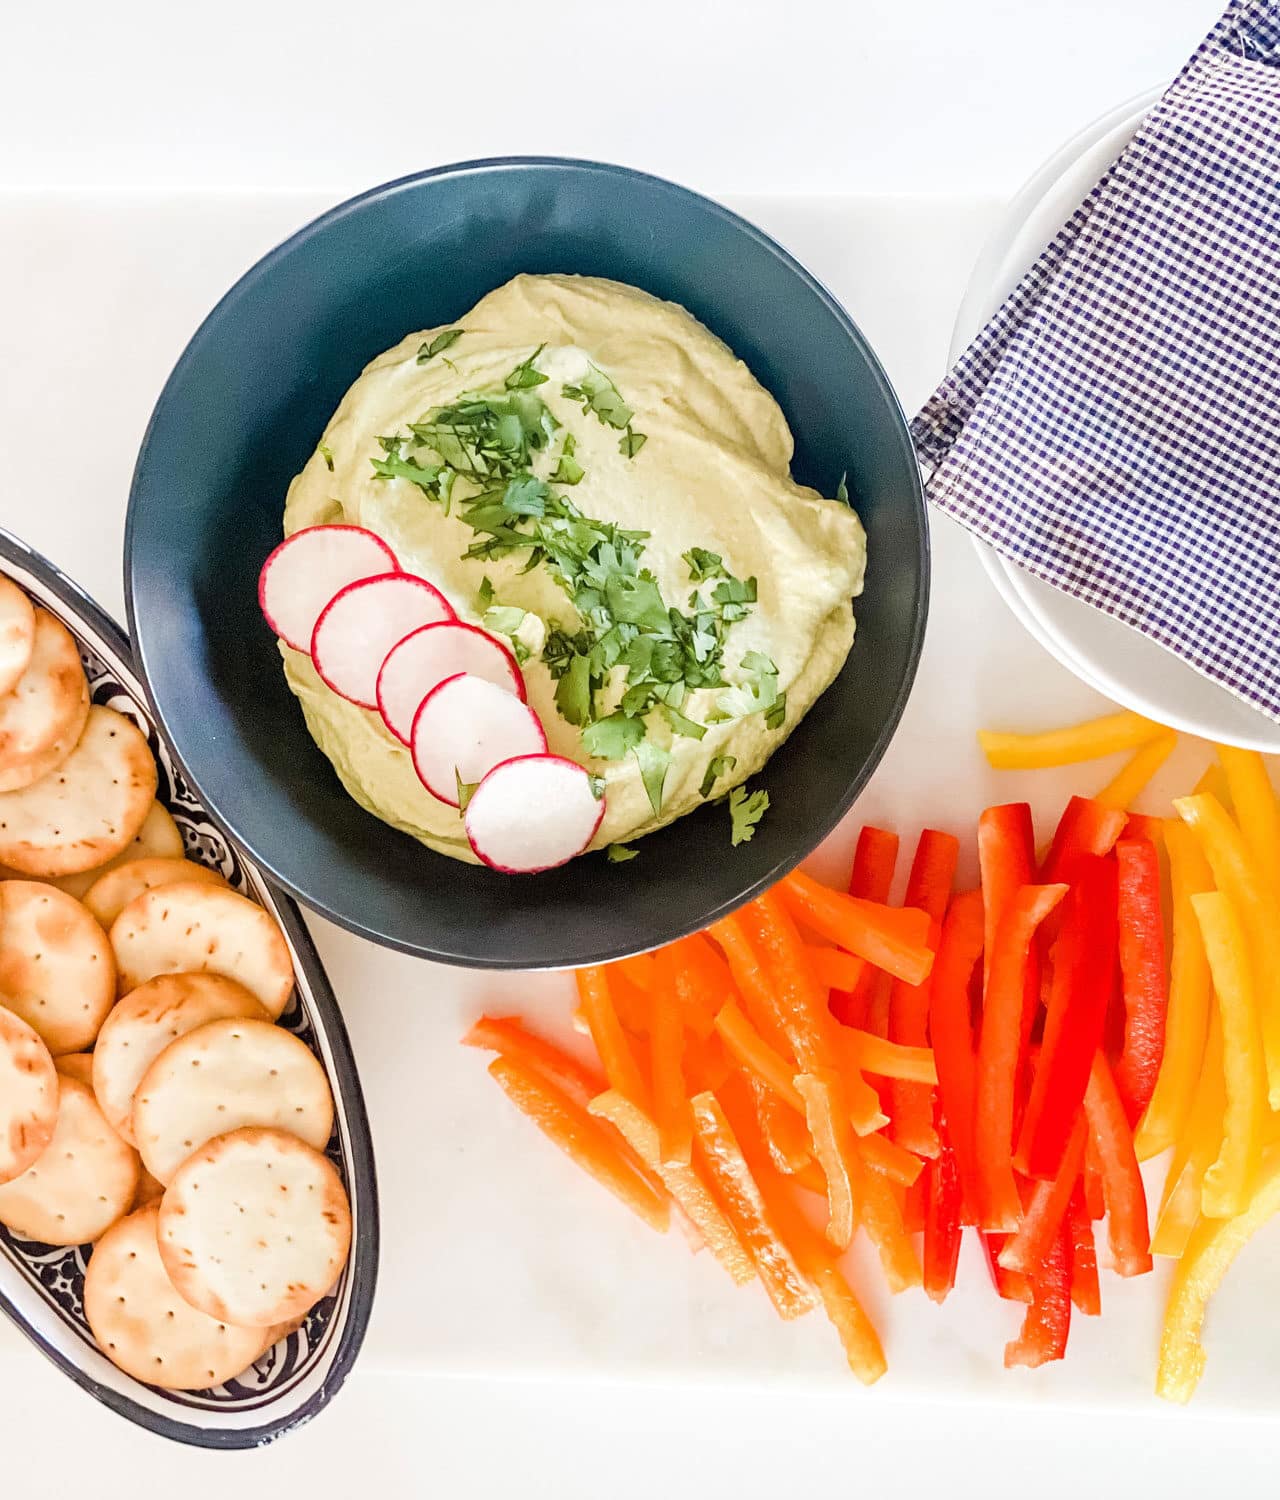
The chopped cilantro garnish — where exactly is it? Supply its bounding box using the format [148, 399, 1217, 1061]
[418, 329, 464, 364]
[552, 432, 584, 485]
[683, 547, 726, 583]
[662, 704, 706, 740]
[588, 774, 606, 800]
[317, 441, 334, 472]
[835, 470, 849, 504]
[476, 576, 495, 611]
[729, 785, 769, 846]
[504, 345, 549, 390]
[456, 772, 479, 812]
[370, 449, 455, 509]
[483, 605, 527, 637]
[633, 739, 671, 816]
[606, 843, 638, 863]
[712, 652, 784, 730]
[699, 754, 737, 798]
[582, 711, 646, 760]
[562, 365, 633, 428]
[619, 428, 647, 458]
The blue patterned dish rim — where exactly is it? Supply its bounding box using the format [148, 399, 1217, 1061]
[0, 526, 379, 1449]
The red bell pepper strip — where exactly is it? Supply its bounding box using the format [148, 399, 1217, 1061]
[1004, 1219, 1072, 1368]
[982, 1233, 1033, 1303]
[888, 829, 958, 1159]
[928, 889, 985, 1224]
[1083, 1051, 1154, 1277]
[1000, 1116, 1086, 1275]
[1067, 1183, 1101, 1316]
[1039, 795, 1128, 884]
[1083, 1136, 1106, 1220]
[974, 884, 1069, 1231]
[1015, 856, 1119, 1180]
[978, 803, 1035, 992]
[831, 826, 899, 1026]
[1113, 837, 1169, 1126]
[922, 1112, 964, 1303]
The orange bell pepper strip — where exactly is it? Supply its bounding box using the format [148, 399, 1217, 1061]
[655, 933, 734, 1041]
[795, 1072, 860, 1250]
[689, 1090, 816, 1319]
[463, 1014, 606, 1108]
[708, 912, 794, 1059]
[977, 710, 1165, 770]
[1067, 1184, 1101, 1316]
[714, 1000, 804, 1111]
[859, 1130, 926, 1187]
[488, 1056, 669, 1233]
[576, 966, 649, 1108]
[1176, 792, 1280, 1108]
[888, 829, 958, 1158]
[974, 884, 1069, 1230]
[1191, 891, 1265, 1218]
[1135, 820, 1215, 1161]
[1113, 837, 1169, 1127]
[1083, 1051, 1153, 1276]
[1004, 1218, 1072, 1368]
[1157, 1144, 1280, 1403]
[841, 1066, 892, 1137]
[855, 1142, 924, 1293]
[749, 1077, 814, 1175]
[810, 946, 866, 994]
[1152, 1011, 1225, 1258]
[842, 1030, 938, 1084]
[999, 1117, 1086, 1276]
[781, 870, 934, 985]
[928, 888, 985, 1223]
[587, 1089, 754, 1285]
[601, 967, 653, 1036]
[647, 982, 692, 1167]
[1094, 730, 1178, 811]
[1216, 745, 1280, 897]
[614, 952, 656, 991]
[831, 825, 899, 1025]
[683, 1031, 734, 1095]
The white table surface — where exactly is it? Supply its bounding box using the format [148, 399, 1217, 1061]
[3, 0, 1266, 1493]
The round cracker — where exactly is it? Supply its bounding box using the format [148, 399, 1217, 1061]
[157, 1127, 351, 1327]
[93, 973, 269, 1147]
[0, 706, 157, 877]
[0, 1075, 138, 1245]
[110, 883, 293, 1018]
[132, 1017, 333, 1184]
[0, 1008, 57, 1184]
[0, 609, 89, 792]
[84, 856, 228, 931]
[0, 578, 35, 698]
[54, 1052, 94, 1087]
[85, 1203, 266, 1390]
[0, 881, 116, 1053]
[53, 800, 187, 900]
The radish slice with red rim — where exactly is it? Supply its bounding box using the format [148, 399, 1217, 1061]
[311, 572, 454, 708]
[411, 673, 547, 806]
[465, 754, 606, 873]
[258, 524, 399, 654]
[376, 622, 525, 745]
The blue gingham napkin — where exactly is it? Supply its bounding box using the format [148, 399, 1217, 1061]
[912, 0, 1280, 721]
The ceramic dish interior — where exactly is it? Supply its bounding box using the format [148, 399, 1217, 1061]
[0, 527, 378, 1449]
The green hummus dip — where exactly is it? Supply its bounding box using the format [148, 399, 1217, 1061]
[281, 274, 866, 863]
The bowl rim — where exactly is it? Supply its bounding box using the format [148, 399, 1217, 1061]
[124, 155, 930, 967]
[0, 524, 379, 1449]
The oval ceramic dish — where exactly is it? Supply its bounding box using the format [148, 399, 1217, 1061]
[0, 527, 378, 1449]
[125, 157, 929, 970]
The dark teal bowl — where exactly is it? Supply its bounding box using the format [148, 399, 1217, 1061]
[126, 158, 927, 969]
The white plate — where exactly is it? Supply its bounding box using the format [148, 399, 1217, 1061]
[949, 90, 1280, 752]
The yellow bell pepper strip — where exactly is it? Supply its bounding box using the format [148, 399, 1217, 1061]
[842, 1029, 938, 1084]
[576, 967, 650, 1109]
[1135, 820, 1215, 1161]
[1216, 744, 1280, 897]
[1176, 792, 1280, 1107]
[974, 883, 1069, 1230]
[1083, 1051, 1153, 1276]
[463, 1014, 606, 1109]
[488, 1056, 670, 1233]
[781, 869, 935, 985]
[1000, 1116, 1086, 1276]
[1094, 730, 1178, 811]
[1157, 1143, 1280, 1403]
[1193, 760, 1232, 808]
[977, 710, 1166, 770]
[1113, 837, 1169, 1127]
[1004, 1217, 1073, 1368]
[1152, 1012, 1225, 1258]
[1067, 1185, 1101, 1316]
[713, 1000, 804, 1112]
[689, 1090, 816, 1319]
[588, 1090, 754, 1285]
[795, 1072, 861, 1250]
[1191, 891, 1265, 1218]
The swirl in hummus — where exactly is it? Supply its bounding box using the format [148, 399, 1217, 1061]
[280, 274, 866, 864]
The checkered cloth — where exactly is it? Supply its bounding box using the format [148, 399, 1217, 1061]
[912, 0, 1280, 721]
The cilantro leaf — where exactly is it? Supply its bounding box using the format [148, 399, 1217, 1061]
[317, 441, 334, 472]
[588, 774, 606, 800]
[683, 547, 726, 583]
[483, 605, 527, 638]
[606, 843, 638, 863]
[476, 576, 495, 611]
[699, 754, 737, 798]
[633, 738, 671, 816]
[835, 470, 849, 504]
[712, 653, 781, 725]
[562, 365, 634, 429]
[583, 712, 646, 760]
[370, 451, 452, 504]
[502, 474, 551, 517]
[456, 771, 479, 813]
[504, 346, 549, 390]
[619, 427, 647, 458]
[555, 653, 593, 727]
[662, 703, 707, 740]
[417, 329, 463, 364]
[729, 785, 769, 846]
[553, 432, 584, 485]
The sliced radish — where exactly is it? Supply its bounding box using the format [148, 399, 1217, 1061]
[465, 754, 605, 873]
[377, 622, 525, 745]
[258, 525, 399, 654]
[312, 572, 454, 708]
[411, 674, 547, 806]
